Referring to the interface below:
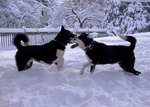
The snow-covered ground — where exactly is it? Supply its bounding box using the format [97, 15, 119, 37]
[0, 33, 150, 107]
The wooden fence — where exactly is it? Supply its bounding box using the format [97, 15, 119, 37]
[0, 28, 107, 50]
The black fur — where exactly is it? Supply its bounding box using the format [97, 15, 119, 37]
[71, 33, 141, 75]
[13, 26, 76, 71]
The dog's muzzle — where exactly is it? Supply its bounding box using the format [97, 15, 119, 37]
[70, 37, 79, 48]
[71, 43, 78, 49]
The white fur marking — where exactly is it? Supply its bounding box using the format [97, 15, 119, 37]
[29, 50, 65, 71]
[86, 55, 92, 62]
[80, 62, 92, 74]
[26, 58, 33, 68]
[55, 49, 65, 71]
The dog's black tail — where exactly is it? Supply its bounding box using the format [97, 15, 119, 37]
[13, 33, 29, 49]
[119, 35, 136, 50]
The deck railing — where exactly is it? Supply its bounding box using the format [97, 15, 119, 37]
[0, 28, 107, 50]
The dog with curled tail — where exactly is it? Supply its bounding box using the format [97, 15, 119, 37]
[13, 26, 76, 71]
[71, 33, 141, 75]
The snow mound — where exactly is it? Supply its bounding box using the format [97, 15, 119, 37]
[0, 34, 150, 107]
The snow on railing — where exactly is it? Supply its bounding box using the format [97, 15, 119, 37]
[0, 28, 107, 50]
[0, 28, 106, 33]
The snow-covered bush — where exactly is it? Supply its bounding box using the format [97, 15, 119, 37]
[103, 1, 150, 34]
[0, 0, 43, 28]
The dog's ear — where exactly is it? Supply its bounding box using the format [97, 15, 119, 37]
[81, 33, 88, 37]
[61, 25, 65, 31]
[85, 33, 89, 37]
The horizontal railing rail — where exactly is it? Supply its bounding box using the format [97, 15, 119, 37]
[0, 28, 107, 50]
[0, 28, 107, 33]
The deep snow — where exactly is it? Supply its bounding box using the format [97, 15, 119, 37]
[0, 33, 150, 107]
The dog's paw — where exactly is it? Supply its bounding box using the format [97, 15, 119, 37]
[90, 71, 94, 74]
[134, 71, 141, 75]
[80, 71, 84, 75]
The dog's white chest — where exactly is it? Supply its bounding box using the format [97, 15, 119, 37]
[56, 49, 64, 59]
[39, 49, 64, 64]
[52, 49, 65, 63]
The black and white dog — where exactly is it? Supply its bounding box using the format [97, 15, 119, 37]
[71, 33, 141, 75]
[13, 26, 76, 71]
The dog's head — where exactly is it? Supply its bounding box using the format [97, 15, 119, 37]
[55, 26, 76, 45]
[71, 33, 93, 50]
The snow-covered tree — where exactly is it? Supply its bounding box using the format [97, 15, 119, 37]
[45, 0, 59, 27]
[103, 1, 150, 34]
[0, 0, 43, 28]
[49, 0, 105, 28]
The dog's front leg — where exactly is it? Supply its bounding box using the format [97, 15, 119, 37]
[80, 62, 92, 75]
[56, 57, 64, 71]
[56, 49, 65, 71]
[90, 64, 96, 73]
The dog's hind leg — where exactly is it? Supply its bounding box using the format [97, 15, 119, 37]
[16, 59, 28, 71]
[25, 59, 33, 70]
[119, 61, 141, 75]
[15, 54, 31, 71]
[80, 62, 92, 75]
[90, 64, 96, 73]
